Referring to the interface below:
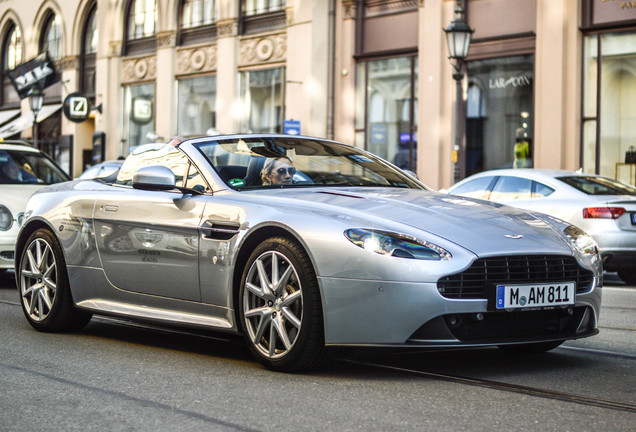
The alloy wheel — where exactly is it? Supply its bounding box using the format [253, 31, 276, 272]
[243, 250, 303, 359]
[20, 237, 57, 322]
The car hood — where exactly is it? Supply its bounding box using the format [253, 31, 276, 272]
[1, 184, 44, 214]
[250, 187, 574, 257]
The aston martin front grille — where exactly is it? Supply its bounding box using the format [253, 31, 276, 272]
[437, 255, 595, 299]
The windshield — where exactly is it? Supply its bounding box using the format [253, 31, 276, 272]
[193, 137, 425, 190]
[557, 176, 636, 196]
[0, 149, 70, 185]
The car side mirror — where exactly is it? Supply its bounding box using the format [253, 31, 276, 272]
[132, 166, 176, 191]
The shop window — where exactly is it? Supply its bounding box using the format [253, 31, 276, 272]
[583, 31, 636, 185]
[1, 22, 22, 108]
[122, 83, 155, 156]
[124, 0, 157, 55]
[356, 56, 418, 172]
[466, 55, 534, 175]
[177, 75, 217, 135]
[80, 3, 98, 99]
[239, 0, 286, 35]
[238, 68, 283, 133]
[179, 0, 217, 45]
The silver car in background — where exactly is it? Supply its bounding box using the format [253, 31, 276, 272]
[446, 169, 636, 284]
[15, 136, 602, 371]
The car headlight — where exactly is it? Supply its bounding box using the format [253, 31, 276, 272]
[344, 228, 451, 260]
[0, 205, 13, 231]
[564, 225, 599, 256]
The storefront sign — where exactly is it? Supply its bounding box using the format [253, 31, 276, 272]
[63, 92, 92, 123]
[489, 75, 532, 90]
[7, 52, 60, 99]
[131, 96, 153, 125]
[591, 0, 636, 25]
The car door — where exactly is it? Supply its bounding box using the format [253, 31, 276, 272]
[93, 148, 208, 301]
[94, 189, 207, 301]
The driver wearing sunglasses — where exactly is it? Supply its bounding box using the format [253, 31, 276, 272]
[261, 157, 296, 186]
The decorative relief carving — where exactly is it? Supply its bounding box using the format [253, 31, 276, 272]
[286, 6, 294, 25]
[343, 0, 358, 19]
[365, 0, 418, 16]
[239, 34, 286, 67]
[156, 31, 175, 49]
[217, 19, 236, 37]
[122, 55, 157, 83]
[110, 41, 122, 57]
[176, 45, 218, 76]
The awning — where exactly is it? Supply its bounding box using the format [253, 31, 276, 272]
[0, 104, 62, 139]
[0, 109, 20, 126]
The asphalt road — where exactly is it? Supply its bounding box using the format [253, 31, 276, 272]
[1, 270, 634, 431]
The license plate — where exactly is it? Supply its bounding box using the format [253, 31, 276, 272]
[496, 283, 575, 309]
[632, 213, 636, 225]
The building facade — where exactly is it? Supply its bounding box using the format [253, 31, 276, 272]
[0, 0, 635, 188]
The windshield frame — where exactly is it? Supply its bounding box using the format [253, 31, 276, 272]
[191, 135, 428, 191]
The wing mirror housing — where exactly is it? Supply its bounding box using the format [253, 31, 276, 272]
[132, 166, 176, 191]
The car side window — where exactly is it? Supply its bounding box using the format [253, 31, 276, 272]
[450, 176, 495, 200]
[490, 176, 532, 200]
[184, 162, 209, 192]
[532, 181, 555, 198]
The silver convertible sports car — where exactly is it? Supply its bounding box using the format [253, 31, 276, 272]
[15, 135, 602, 371]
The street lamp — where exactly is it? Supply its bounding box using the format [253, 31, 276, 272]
[29, 87, 44, 150]
[444, 0, 474, 182]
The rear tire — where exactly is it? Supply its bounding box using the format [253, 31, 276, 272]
[239, 237, 328, 372]
[498, 340, 563, 353]
[18, 228, 92, 332]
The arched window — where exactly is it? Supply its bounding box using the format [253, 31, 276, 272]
[3, 24, 22, 70]
[80, 3, 98, 97]
[182, 0, 216, 29]
[178, 0, 218, 45]
[40, 12, 62, 60]
[239, 0, 286, 35]
[84, 5, 98, 54]
[128, 0, 157, 40]
[243, 0, 285, 15]
[124, 0, 158, 56]
[1, 22, 22, 107]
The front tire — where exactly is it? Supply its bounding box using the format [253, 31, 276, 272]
[18, 228, 92, 332]
[239, 237, 327, 372]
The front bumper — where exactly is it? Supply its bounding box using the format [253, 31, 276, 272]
[319, 277, 601, 346]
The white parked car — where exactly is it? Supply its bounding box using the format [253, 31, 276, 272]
[0, 141, 70, 274]
[446, 169, 636, 284]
